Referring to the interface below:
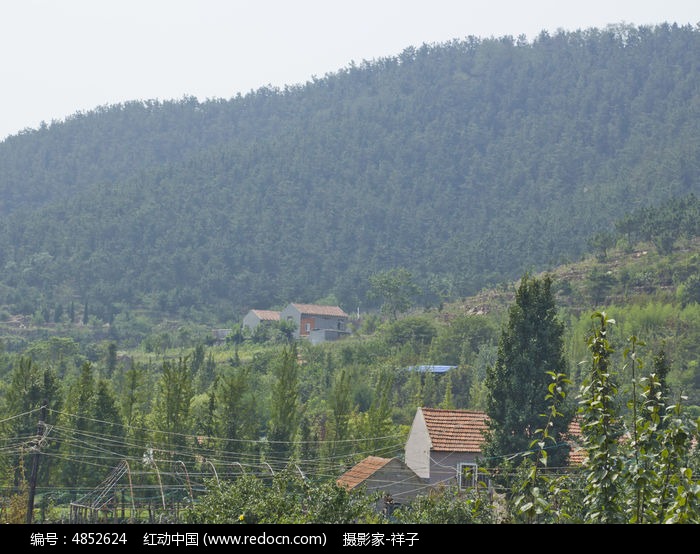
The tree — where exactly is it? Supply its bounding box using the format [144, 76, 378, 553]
[587, 230, 616, 261]
[105, 342, 118, 378]
[181, 466, 381, 524]
[360, 367, 395, 455]
[121, 361, 148, 429]
[518, 312, 700, 524]
[150, 356, 194, 455]
[482, 273, 572, 470]
[328, 367, 354, 462]
[3, 357, 62, 493]
[60, 361, 97, 495]
[217, 365, 257, 456]
[368, 268, 421, 320]
[93, 379, 124, 445]
[267, 344, 300, 465]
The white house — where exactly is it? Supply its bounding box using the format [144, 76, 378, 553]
[242, 309, 280, 333]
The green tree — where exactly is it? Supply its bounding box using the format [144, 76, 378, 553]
[121, 361, 148, 428]
[60, 361, 97, 495]
[93, 379, 124, 448]
[217, 365, 257, 457]
[190, 344, 205, 385]
[384, 315, 437, 349]
[105, 342, 118, 378]
[440, 373, 455, 409]
[368, 268, 421, 320]
[267, 344, 300, 466]
[360, 367, 395, 455]
[679, 273, 700, 308]
[482, 273, 572, 470]
[182, 466, 380, 524]
[150, 357, 194, 455]
[578, 311, 625, 523]
[587, 230, 616, 261]
[328, 367, 354, 461]
[3, 357, 62, 492]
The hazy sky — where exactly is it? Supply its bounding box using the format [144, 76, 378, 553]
[1, 0, 698, 141]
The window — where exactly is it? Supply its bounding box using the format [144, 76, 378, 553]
[305, 322, 310, 332]
[459, 462, 490, 490]
[459, 463, 478, 489]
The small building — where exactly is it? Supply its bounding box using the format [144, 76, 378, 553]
[242, 309, 280, 333]
[337, 456, 427, 511]
[404, 407, 489, 488]
[405, 407, 586, 489]
[279, 303, 349, 342]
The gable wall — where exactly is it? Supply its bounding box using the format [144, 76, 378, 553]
[242, 311, 262, 331]
[363, 460, 428, 503]
[404, 409, 431, 479]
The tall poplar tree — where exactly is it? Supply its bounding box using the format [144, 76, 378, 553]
[217, 365, 257, 457]
[61, 361, 97, 495]
[150, 357, 194, 456]
[482, 273, 572, 469]
[267, 344, 300, 467]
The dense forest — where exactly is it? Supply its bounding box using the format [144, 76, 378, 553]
[2, 22, 700, 524]
[0, 23, 699, 326]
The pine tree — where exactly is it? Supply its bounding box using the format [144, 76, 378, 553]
[482, 273, 572, 469]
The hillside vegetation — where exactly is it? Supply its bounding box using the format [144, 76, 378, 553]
[2, 21, 700, 524]
[0, 23, 699, 326]
[2, 231, 700, 523]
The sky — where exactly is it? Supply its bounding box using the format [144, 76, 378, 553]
[1, 0, 698, 141]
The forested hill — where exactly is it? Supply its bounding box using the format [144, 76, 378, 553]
[1, 23, 699, 324]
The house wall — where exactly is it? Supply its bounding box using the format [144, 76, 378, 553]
[428, 451, 480, 486]
[364, 460, 428, 504]
[279, 304, 348, 340]
[279, 305, 302, 338]
[404, 411, 431, 480]
[313, 315, 346, 332]
[299, 315, 315, 336]
[242, 312, 260, 332]
[302, 316, 347, 338]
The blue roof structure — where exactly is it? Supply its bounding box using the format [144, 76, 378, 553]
[406, 365, 457, 374]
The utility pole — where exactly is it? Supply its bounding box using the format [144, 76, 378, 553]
[26, 402, 47, 525]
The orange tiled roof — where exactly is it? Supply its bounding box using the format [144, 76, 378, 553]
[421, 408, 585, 463]
[337, 456, 393, 490]
[421, 408, 489, 453]
[251, 309, 280, 321]
[291, 303, 349, 318]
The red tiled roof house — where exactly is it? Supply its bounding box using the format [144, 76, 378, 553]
[279, 303, 349, 344]
[405, 407, 489, 487]
[405, 407, 586, 488]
